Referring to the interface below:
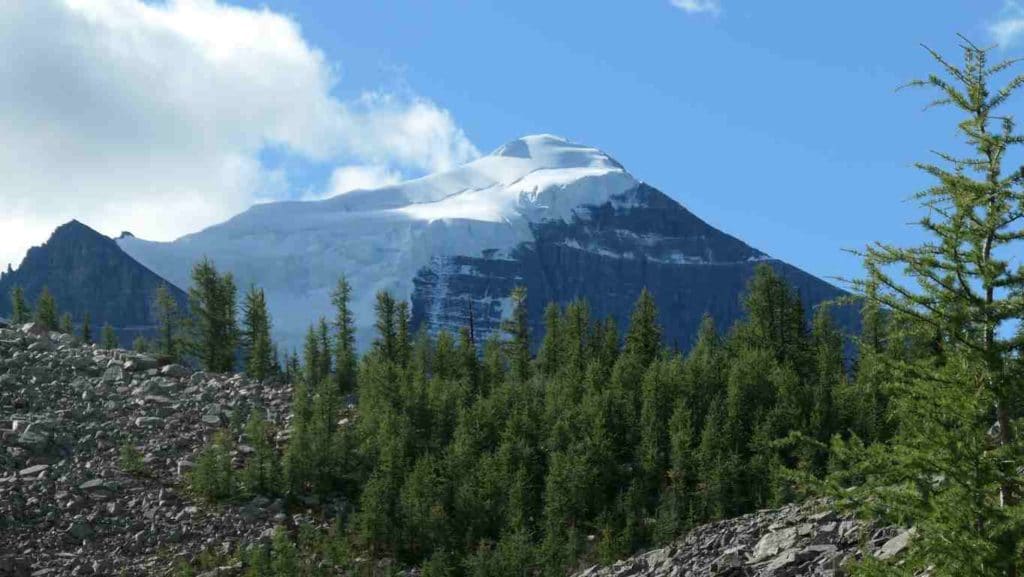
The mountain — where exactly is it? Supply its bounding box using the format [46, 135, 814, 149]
[0, 220, 187, 345]
[117, 134, 853, 350]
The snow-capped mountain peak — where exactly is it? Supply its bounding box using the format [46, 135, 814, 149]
[117, 134, 847, 352]
[321, 134, 636, 225]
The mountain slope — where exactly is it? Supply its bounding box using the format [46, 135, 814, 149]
[0, 220, 187, 344]
[118, 135, 851, 350]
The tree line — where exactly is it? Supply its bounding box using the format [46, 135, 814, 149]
[182, 38, 1024, 577]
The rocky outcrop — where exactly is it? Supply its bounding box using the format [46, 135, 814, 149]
[0, 322, 321, 576]
[574, 501, 911, 577]
[411, 185, 857, 350]
[0, 220, 187, 347]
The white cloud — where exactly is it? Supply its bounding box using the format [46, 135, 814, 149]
[303, 165, 402, 201]
[670, 0, 721, 15]
[0, 0, 479, 270]
[991, 1, 1024, 47]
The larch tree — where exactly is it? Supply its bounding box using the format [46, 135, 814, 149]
[187, 259, 238, 373]
[838, 37, 1024, 577]
[34, 286, 57, 330]
[154, 283, 181, 361]
[241, 285, 274, 381]
[331, 276, 357, 393]
[10, 286, 29, 324]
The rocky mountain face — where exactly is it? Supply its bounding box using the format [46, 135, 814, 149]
[410, 183, 854, 350]
[573, 501, 912, 577]
[0, 220, 187, 347]
[117, 135, 854, 352]
[0, 320, 313, 576]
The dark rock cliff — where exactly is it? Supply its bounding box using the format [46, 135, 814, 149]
[411, 184, 856, 350]
[0, 220, 187, 345]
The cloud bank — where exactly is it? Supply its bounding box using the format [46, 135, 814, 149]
[0, 0, 479, 271]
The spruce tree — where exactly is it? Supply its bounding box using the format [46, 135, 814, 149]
[625, 289, 661, 367]
[10, 286, 29, 324]
[59, 312, 72, 334]
[81, 312, 92, 344]
[101, 323, 117, 349]
[331, 276, 357, 393]
[241, 285, 273, 381]
[502, 286, 530, 384]
[34, 286, 57, 330]
[153, 283, 181, 360]
[836, 38, 1024, 577]
[187, 259, 238, 372]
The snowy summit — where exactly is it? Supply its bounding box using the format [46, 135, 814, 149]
[118, 135, 642, 348]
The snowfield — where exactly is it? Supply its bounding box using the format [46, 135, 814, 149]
[118, 135, 642, 350]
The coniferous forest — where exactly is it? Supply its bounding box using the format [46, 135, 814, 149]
[6, 38, 1024, 577]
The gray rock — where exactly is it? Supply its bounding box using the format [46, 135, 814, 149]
[161, 363, 191, 378]
[66, 520, 95, 541]
[18, 464, 49, 477]
[100, 365, 126, 385]
[134, 416, 164, 428]
[876, 527, 915, 560]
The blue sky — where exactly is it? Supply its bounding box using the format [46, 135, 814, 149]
[237, 0, 1019, 284]
[2, 0, 1022, 287]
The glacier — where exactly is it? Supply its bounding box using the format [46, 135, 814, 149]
[117, 135, 646, 351]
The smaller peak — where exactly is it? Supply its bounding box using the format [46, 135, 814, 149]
[51, 220, 107, 241]
[117, 231, 135, 240]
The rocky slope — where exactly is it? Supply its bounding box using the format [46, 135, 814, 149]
[574, 501, 911, 577]
[0, 320, 314, 577]
[0, 220, 187, 347]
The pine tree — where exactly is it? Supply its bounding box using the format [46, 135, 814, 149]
[101, 323, 117, 349]
[10, 286, 29, 324]
[59, 312, 72, 334]
[133, 336, 149, 353]
[81, 312, 92, 344]
[318, 317, 332, 381]
[154, 283, 181, 360]
[302, 325, 321, 389]
[191, 429, 235, 501]
[331, 276, 357, 393]
[187, 259, 238, 372]
[374, 291, 397, 362]
[241, 285, 274, 381]
[502, 286, 530, 384]
[625, 289, 661, 367]
[34, 286, 57, 330]
[836, 38, 1024, 577]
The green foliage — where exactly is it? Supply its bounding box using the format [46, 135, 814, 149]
[241, 285, 274, 381]
[241, 411, 279, 497]
[832, 38, 1024, 577]
[192, 429, 235, 502]
[154, 283, 182, 361]
[81, 312, 92, 344]
[331, 276, 357, 393]
[119, 441, 145, 476]
[59, 312, 73, 334]
[187, 259, 238, 373]
[101, 323, 117, 349]
[34, 286, 57, 330]
[10, 285, 29, 324]
[132, 336, 149, 353]
[217, 268, 861, 577]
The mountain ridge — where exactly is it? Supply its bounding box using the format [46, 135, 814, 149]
[104, 134, 851, 351]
